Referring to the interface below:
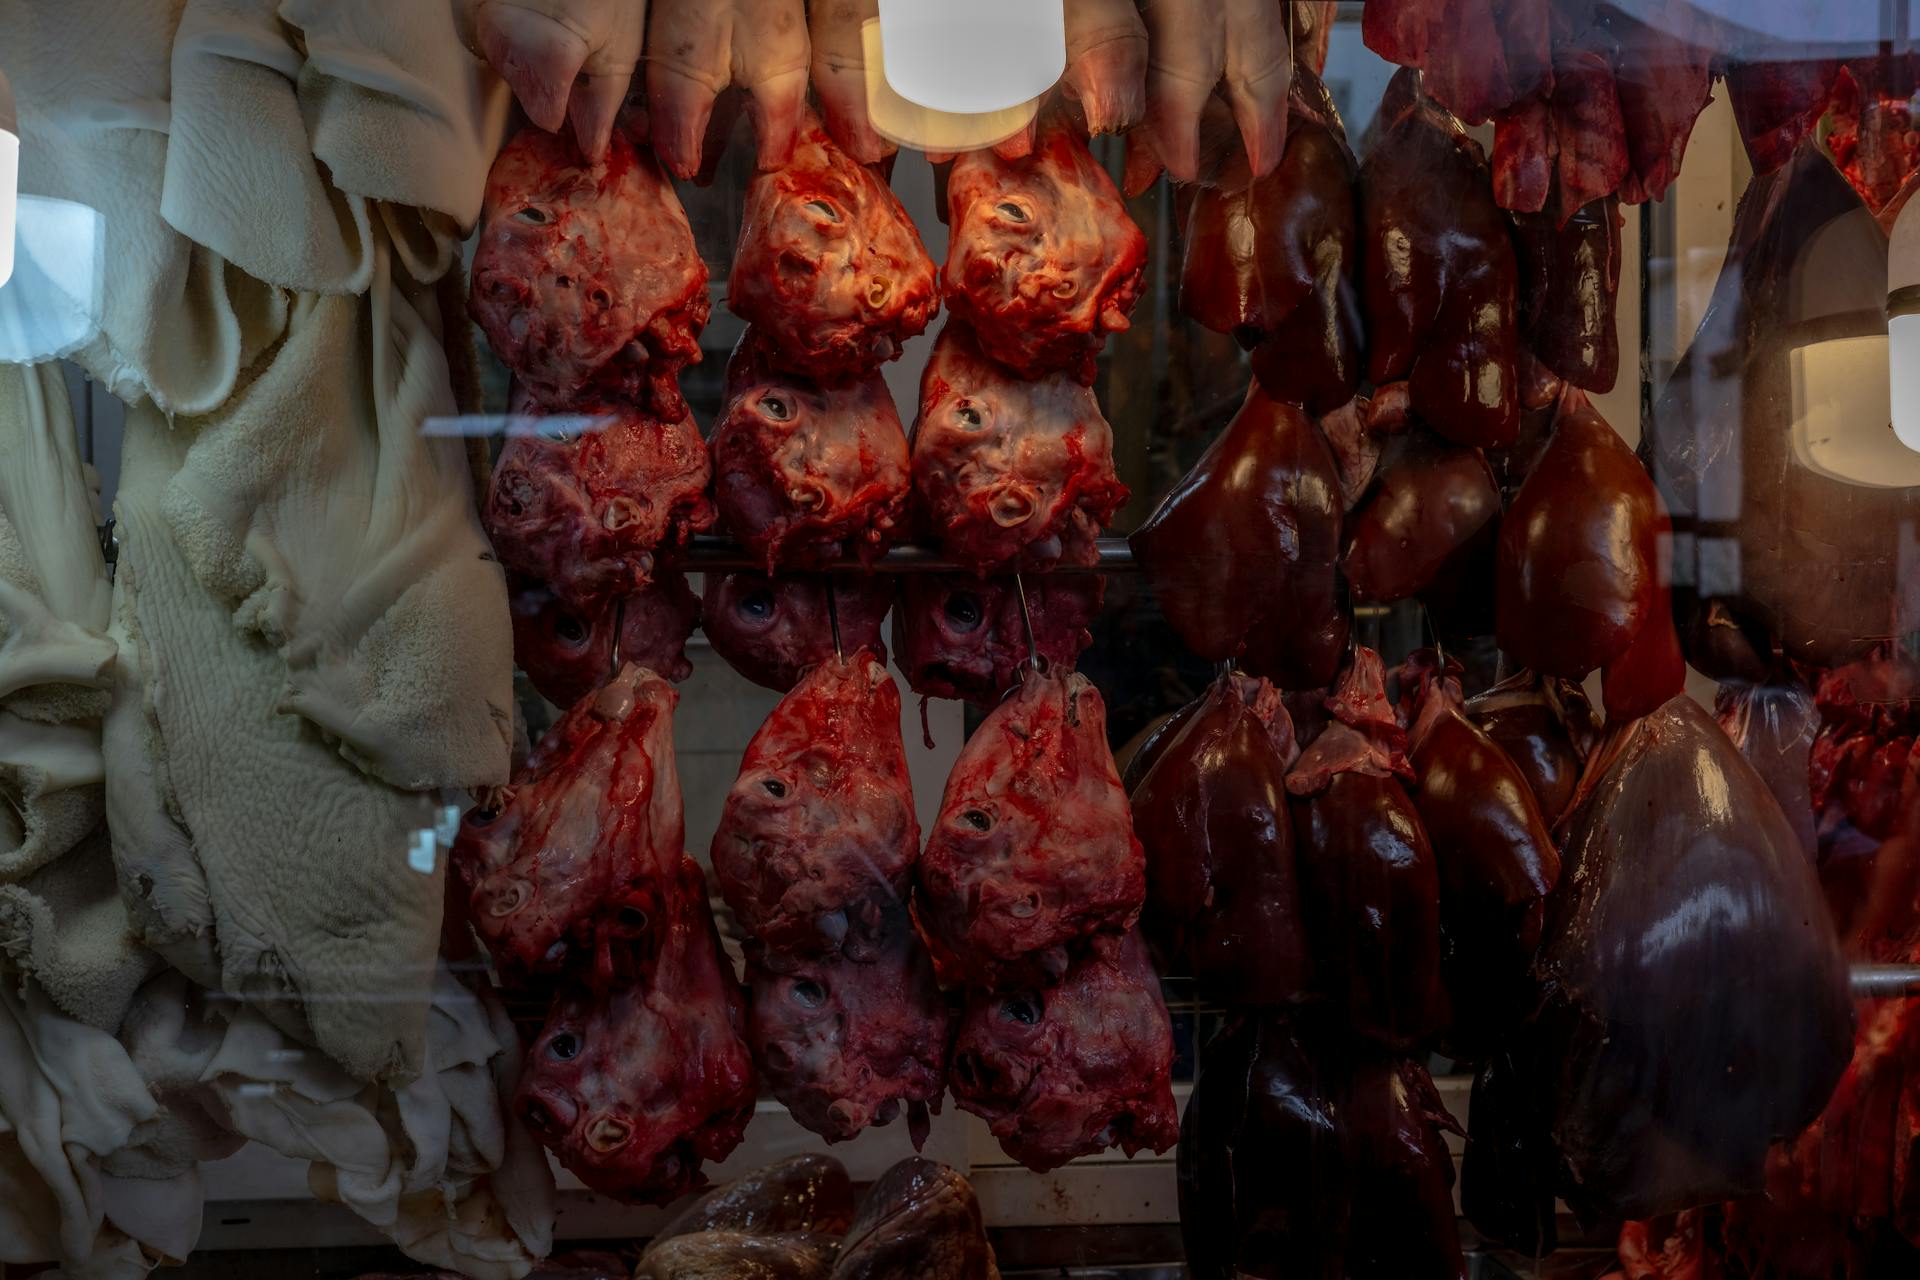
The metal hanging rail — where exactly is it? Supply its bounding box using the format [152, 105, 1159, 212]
[680, 534, 1141, 574]
[1849, 964, 1920, 997]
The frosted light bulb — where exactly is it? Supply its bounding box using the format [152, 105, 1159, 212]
[877, 0, 1064, 116]
[1889, 195, 1920, 453]
[0, 71, 17, 291]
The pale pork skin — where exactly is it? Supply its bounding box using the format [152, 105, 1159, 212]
[470, 127, 709, 420]
[700, 572, 892, 693]
[729, 113, 938, 382]
[711, 331, 911, 572]
[949, 929, 1179, 1173]
[911, 323, 1127, 575]
[915, 667, 1145, 988]
[1062, 0, 1149, 135]
[1139, 0, 1295, 182]
[807, 0, 892, 164]
[943, 117, 1147, 385]
[458, 0, 645, 159]
[517, 858, 756, 1205]
[451, 664, 684, 983]
[645, 0, 811, 178]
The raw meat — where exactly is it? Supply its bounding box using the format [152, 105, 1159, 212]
[1360, 70, 1523, 449]
[1130, 381, 1347, 690]
[484, 404, 714, 611]
[700, 572, 891, 693]
[649, 1153, 854, 1242]
[915, 666, 1144, 987]
[1343, 433, 1500, 605]
[457, 0, 644, 159]
[1520, 694, 1853, 1218]
[831, 1158, 1001, 1279]
[1062, 0, 1149, 136]
[711, 331, 911, 571]
[1138, 0, 1293, 182]
[949, 929, 1178, 1172]
[1285, 648, 1450, 1049]
[911, 323, 1127, 574]
[1461, 1041, 1559, 1256]
[728, 113, 938, 381]
[1130, 670, 1312, 1006]
[517, 858, 755, 1204]
[1513, 195, 1622, 392]
[942, 117, 1147, 385]
[645, 0, 810, 178]
[712, 651, 920, 956]
[807, 0, 892, 165]
[452, 664, 682, 983]
[893, 572, 1103, 706]
[747, 908, 950, 1144]
[1645, 143, 1920, 669]
[636, 1234, 833, 1279]
[508, 572, 698, 708]
[470, 127, 709, 419]
[1179, 63, 1361, 415]
[1464, 669, 1598, 826]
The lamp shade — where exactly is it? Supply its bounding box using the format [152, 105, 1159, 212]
[877, 0, 1064, 116]
[862, 19, 1038, 153]
[1889, 192, 1920, 453]
[0, 70, 16, 291]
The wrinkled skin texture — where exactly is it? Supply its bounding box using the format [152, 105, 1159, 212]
[747, 910, 950, 1144]
[831, 1158, 1001, 1279]
[806, 0, 891, 165]
[950, 929, 1178, 1173]
[1181, 1013, 1466, 1280]
[943, 119, 1147, 385]
[1139, 0, 1294, 183]
[893, 572, 1103, 706]
[1286, 650, 1450, 1049]
[452, 665, 682, 982]
[518, 859, 756, 1204]
[729, 114, 938, 381]
[1514, 196, 1622, 393]
[1062, 0, 1149, 135]
[471, 129, 709, 418]
[1361, 73, 1522, 449]
[508, 572, 697, 708]
[649, 1153, 855, 1243]
[701, 572, 891, 693]
[1344, 434, 1500, 605]
[712, 333, 911, 571]
[635, 1233, 833, 1280]
[484, 403, 714, 611]
[1131, 672, 1312, 1006]
[457, 0, 645, 160]
[1180, 65, 1361, 415]
[912, 324, 1127, 574]
[916, 667, 1144, 987]
[713, 652, 920, 956]
[1464, 670, 1598, 827]
[1645, 144, 1920, 669]
[1522, 695, 1853, 1219]
[645, 0, 810, 179]
[1131, 382, 1347, 689]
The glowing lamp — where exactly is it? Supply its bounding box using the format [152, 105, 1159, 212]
[865, 0, 1062, 153]
[1890, 193, 1920, 453]
[0, 70, 17, 291]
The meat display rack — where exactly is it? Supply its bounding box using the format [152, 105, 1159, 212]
[679, 532, 1141, 573]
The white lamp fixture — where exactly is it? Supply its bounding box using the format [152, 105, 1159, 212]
[1890, 193, 1920, 453]
[865, 0, 1064, 153]
[0, 69, 18, 291]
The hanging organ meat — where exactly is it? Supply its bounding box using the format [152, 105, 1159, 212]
[508, 572, 699, 708]
[470, 127, 709, 420]
[453, 665, 684, 983]
[1344, 433, 1500, 606]
[518, 859, 756, 1204]
[894, 572, 1104, 707]
[942, 117, 1148, 385]
[1179, 62, 1361, 415]
[712, 652, 920, 959]
[644, 0, 811, 179]
[700, 572, 891, 693]
[916, 667, 1144, 988]
[729, 112, 938, 383]
[949, 928, 1177, 1173]
[1360, 71, 1522, 450]
[1465, 669, 1598, 827]
[483, 404, 714, 611]
[710, 332, 910, 571]
[1131, 382, 1346, 690]
[912, 324, 1127, 574]
[1512, 196, 1622, 393]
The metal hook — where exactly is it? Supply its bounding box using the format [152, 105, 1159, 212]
[609, 595, 627, 679]
[1014, 573, 1043, 672]
[825, 578, 844, 663]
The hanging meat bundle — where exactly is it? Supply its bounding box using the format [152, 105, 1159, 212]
[1129, 670, 1313, 1007]
[941, 115, 1148, 385]
[1178, 60, 1362, 414]
[911, 322, 1128, 574]
[893, 572, 1104, 706]
[470, 126, 710, 420]
[507, 571, 700, 708]
[1359, 70, 1523, 451]
[701, 572, 891, 693]
[728, 111, 939, 381]
[1132, 381, 1347, 691]
[949, 929, 1179, 1173]
[709, 330, 911, 571]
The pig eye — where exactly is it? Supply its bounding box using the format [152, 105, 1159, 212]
[961, 808, 992, 831]
[738, 589, 775, 621]
[995, 201, 1029, 223]
[553, 613, 587, 644]
[467, 805, 501, 827]
[805, 198, 841, 221]
[1000, 994, 1042, 1025]
[790, 979, 827, 1008]
[513, 205, 552, 225]
[760, 394, 792, 421]
[762, 778, 789, 798]
[548, 1032, 581, 1061]
[944, 592, 983, 631]
[955, 401, 983, 428]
